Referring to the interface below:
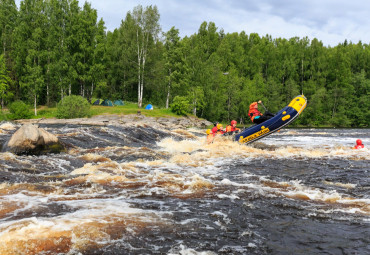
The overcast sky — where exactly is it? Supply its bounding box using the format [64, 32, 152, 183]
[15, 0, 370, 46]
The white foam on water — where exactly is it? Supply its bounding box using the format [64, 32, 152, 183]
[219, 178, 369, 216]
[217, 194, 240, 200]
[263, 129, 370, 149]
[0, 198, 166, 244]
[157, 137, 204, 154]
[167, 244, 217, 255]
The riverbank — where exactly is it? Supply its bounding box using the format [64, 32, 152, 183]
[12, 114, 212, 130]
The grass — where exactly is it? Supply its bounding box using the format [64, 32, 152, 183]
[0, 102, 184, 121]
[89, 102, 180, 118]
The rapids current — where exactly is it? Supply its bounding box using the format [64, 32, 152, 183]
[0, 124, 369, 254]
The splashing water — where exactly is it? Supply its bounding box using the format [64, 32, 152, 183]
[0, 125, 369, 254]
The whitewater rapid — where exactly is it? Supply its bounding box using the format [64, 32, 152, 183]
[0, 125, 368, 254]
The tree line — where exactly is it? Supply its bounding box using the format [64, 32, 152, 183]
[0, 0, 369, 127]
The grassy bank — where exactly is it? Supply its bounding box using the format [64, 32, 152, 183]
[1, 104, 366, 129]
[0, 102, 183, 121]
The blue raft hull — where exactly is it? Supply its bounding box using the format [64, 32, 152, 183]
[235, 95, 307, 144]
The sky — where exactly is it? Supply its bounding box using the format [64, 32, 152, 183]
[14, 0, 370, 46]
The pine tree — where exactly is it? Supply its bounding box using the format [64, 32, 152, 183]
[15, 0, 46, 116]
[163, 26, 181, 109]
[0, 54, 11, 109]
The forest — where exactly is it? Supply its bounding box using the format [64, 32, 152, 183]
[0, 0, 369, 127]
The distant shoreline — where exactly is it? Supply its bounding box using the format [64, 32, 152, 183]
[13, 114, 213, 130]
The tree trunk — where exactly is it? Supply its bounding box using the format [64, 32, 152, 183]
[140, 55, 146, 108]
[166, 89, 170, 109]
[193, 98, 197, 116]
[137, 29, 142, 108]
[47, 56, 50, 105]
[136, 28, 149, 109]
[166, 69, 171, 109]
[34, 94, 37, 116]
[228, 95, 231, 121]
[47, 83, 49, 106]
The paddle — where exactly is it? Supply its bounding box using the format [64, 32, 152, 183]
[258, 101, 268, 112]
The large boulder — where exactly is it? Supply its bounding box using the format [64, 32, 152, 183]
[7, 124, 65, 155]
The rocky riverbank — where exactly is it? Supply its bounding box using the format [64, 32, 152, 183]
[12, 114, 212, 130]
[0, 115, 212, 155]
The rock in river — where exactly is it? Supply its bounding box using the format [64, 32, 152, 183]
[7, 124, 65, 155]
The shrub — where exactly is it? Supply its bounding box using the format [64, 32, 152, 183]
[170, 96, 190, 116]
[56, 95, 91, 119]
[0, 111, 8, 121]
[7, 100, 32, 120]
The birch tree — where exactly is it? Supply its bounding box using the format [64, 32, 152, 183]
[132, 5, 160, 108]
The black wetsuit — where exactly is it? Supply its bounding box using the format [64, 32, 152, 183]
[252, 111, 275, 124]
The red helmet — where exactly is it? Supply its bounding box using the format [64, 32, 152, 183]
[231, 120, 237, 125]
[356, 139, 363, 145]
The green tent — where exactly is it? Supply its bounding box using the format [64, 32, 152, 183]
[114, 100, 124, 106]
[101, 99, 114, 106]
[92, 99, 104, 105]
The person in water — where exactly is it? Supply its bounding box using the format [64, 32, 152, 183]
[248, 100, 275, 124]
[215, 123, 225, 135]
[353, 139, 365, 149]
[210, 122, 224, 136]
[206, 129, 214, 144]
[206, 123, 224, 144]
[211, 122, 219, 136]
[225, 120, 240, 134]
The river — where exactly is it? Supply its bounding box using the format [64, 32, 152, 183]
[0, 124, 369, 254]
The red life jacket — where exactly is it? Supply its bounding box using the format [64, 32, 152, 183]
[217, 129, 225, 135]
[354, 139, 364, 149]
[211, 126, 218, 136]
[354, 144, 364, 149]
[248, 102, 262, 122]
[226, 125, 240, 132]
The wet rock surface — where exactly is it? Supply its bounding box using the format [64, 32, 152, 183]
[5, 124, 65, 155]
[15, 114, 212, 130]
[0, 115, 210, 154]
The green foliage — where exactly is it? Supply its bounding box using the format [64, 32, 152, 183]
[7, 100, 32, 120]
[31, 101, 180, 119]
[93, 81, 109, 99]
[170, 96, 190, 116]
[0, 54, 11, 107]
[56, 95, 91, 119]
[0, 111, 7, 121]
[1, 2, 370, 127]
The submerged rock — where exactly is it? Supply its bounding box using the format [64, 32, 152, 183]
[7, 124, 65, 155]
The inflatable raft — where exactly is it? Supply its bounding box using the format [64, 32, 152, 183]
[235, 95, 307, 144]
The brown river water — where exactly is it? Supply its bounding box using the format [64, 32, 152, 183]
[0, 123, 369, 254]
